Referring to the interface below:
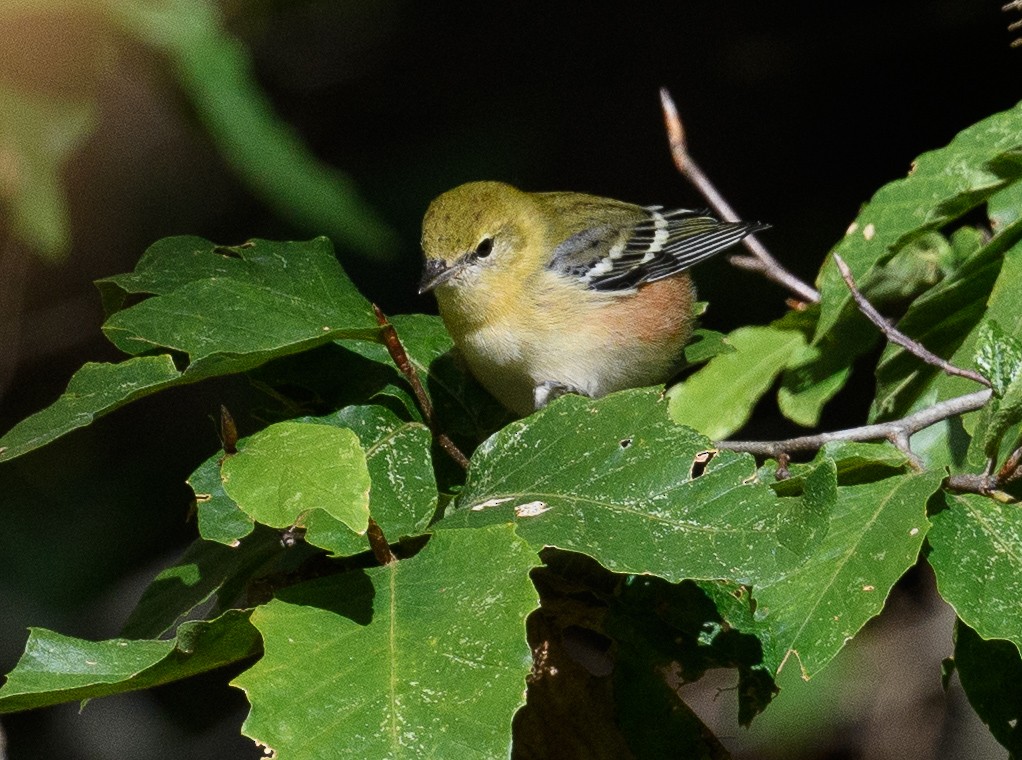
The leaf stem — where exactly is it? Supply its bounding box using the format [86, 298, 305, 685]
[367, 517, 398, 564]
[372, 305, 470, 469]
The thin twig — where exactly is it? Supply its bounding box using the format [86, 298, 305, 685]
[659, 87, 820, 305]
[833, 254, 992, 388]
[717, 389, 992, 457]
[373, 305, 470, 469]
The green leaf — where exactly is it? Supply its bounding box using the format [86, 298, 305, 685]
[191, 449, 256, 546]
[667, 326, 807, 439]
[871, 219, 1022, 423]
[608, 575, 777, 733]
[751, 471, 940, 678]
[974, 321, 1022, 397]
[974, 375, 1022, 467]
[193, 405, 437, 552]
[100, 237, 377, 377]
[234, 526, 539, 759]
[311, 405, 437, 537]
[773, 458, 838, 559]
[856, 230, 954, 305]
[777, 362, 851, 429]
[777, 306, 870, 429]
[0, 610, 259, 714]
[0, 84, 96, 260]
[0, 236, 384, 464]
[764, 443, 914, 501]
[805, 105, 1022, 427]
[96, 235, 252, 313]
[989, 176, 1022, 232]
[929, 492, 1022, 651]
[0, 356, 182, 463]
[220, 422, 371, 555]
[439, 389, 796, 585]
[681, 328, 735, 367]
[817, 100, 1022, 339]
[950, 226, 987, 267]
[953, 620, 1022, 758]
[821, 441, 913, 475]
[121, 528, 299, 640]
[782, 228, 970, 428]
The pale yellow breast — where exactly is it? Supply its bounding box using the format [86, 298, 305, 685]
[438, 271, 696, 415]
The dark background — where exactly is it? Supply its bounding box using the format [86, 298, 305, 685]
[0, 2, 1017, 757]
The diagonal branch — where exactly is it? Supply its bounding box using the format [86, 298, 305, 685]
[373, 305, 469, 469]
[833, 254, 991, 388]
[659, 87, 820, 305]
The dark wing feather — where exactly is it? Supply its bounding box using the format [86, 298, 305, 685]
[549, 206, 768, 292]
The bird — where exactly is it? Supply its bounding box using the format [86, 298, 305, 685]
[419, 181, 767, 415]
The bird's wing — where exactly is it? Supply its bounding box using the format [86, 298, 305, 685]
[549, 206, 768, 292]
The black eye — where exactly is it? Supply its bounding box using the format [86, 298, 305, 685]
[474, 237, 494, 258]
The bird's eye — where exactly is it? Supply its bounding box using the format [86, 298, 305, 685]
[474, 237, 494, 258]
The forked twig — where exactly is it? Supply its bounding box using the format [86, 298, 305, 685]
[373, 305, 469, 469]
[717, 389, 992, 458]
[659, 87, 820, 305]
[719, 251, 996, 461]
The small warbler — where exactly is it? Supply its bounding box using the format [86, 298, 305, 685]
[419, 181, 766, 415]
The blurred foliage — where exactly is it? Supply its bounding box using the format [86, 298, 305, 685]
[0, 0, 396, 263]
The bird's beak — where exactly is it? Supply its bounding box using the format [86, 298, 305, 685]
[418, 258, 458, 294]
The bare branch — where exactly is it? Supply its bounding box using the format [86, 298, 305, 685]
[833, 254, 992, 388]
[944, 473, 1018, 502]
[373, 305, 470, 469]
[717, 389, 992, 457]
[659, 87, 820, 305]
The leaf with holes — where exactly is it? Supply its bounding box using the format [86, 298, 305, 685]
[438, 388, 800, 585]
